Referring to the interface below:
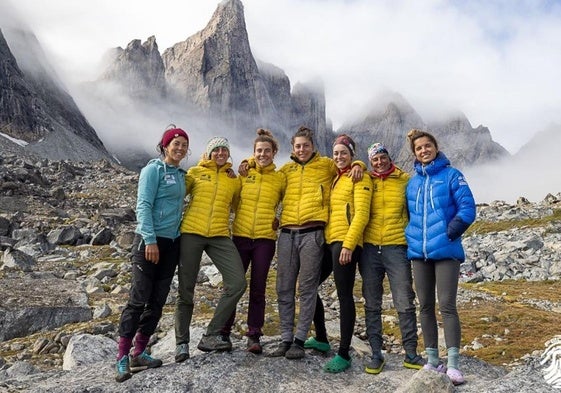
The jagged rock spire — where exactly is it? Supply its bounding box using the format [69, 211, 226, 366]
[100, 35, 166, 99]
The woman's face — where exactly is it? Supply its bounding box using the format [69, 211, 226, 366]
[332, 144, 352, 170]
[292, 136, 314, 163]
[370, 152, 391, 173]
[254, 141, 275, 167]
[210, 146, 229, 167]
[164, 136, 189, 165]
[413, 136, 438, 165]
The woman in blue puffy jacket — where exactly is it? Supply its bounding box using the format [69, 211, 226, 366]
[404, 129, 476, 386]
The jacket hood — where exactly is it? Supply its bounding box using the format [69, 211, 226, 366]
[414, 152, 450, 176]
[147, 158, 186, 173]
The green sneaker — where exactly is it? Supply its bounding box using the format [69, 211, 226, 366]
[115, 355, 132, 383]
[303, 337, 331, 353]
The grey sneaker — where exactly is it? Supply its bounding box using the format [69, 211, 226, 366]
[267, 341, 292, 357]
[197, 334, 233, 352]
[175, 343, 190, 363]
[364, 356, 385, 374]
[115, 355, 131, 383]
[403, 354, 426, 370]
[129, 350, 163, 373]
[285, 343, 305, 359]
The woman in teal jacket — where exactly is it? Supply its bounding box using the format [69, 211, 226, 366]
[115, 126, 189, 383]
[405, 129, 476, 386]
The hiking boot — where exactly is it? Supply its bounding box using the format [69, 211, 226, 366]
[115, 355, 132, 383]
[175, 343, 190, 363]
[267, 341, 292, 357]
[303, 337, 331, 353]
[129, 350, 163, 373]
[403, 354, 426, 370]
[446, 368, 465, 385]
[364, 356, 385, 374]
[197, 334, 232, 352]
[285, 343, 305, 359]
[247, 336, 263, 354]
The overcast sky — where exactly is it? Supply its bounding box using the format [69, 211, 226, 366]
[7, 0, 561, 155]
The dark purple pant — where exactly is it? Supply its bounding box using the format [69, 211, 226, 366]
[221, 236, 276, 337]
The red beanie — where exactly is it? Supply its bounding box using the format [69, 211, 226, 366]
[161, 128, 189, 147]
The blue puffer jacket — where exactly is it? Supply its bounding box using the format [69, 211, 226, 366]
[405, 152, 476, 261]
[135, 158, 186, 244]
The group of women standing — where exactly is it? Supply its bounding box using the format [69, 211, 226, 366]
[113, 124, 476, 387]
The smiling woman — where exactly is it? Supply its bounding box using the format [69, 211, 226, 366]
[174, 135, 246, 360]
[115, 124, 189, 383]
[404, 128, 476, 386]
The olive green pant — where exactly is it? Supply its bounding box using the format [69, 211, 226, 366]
[175, 234, 247, 345]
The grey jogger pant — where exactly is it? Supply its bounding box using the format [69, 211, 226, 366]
[276, 228, 324, 343]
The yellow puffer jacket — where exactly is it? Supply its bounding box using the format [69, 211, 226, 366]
[180, 159, 241, 237]
[325, 172, 372, 250]
[233, 159, 286, 240]
[363, 166, 410, 246]
[279, 152, 337, 226]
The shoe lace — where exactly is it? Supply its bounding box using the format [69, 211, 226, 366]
[116, 356, 129, 373]
[139, 351, 155, 361]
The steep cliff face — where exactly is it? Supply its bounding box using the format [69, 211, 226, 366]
[427, 115, 510, 169]
[0, 28, 43, 141]
[340, 93, 509, 170]
[99, 36, 165, 99]
[291, 82, 331, 154]
[97, 0, 330, 150]
[162, 0, 268, 125]
[0, 26, 109, 161]
[341, 93, 425, 167]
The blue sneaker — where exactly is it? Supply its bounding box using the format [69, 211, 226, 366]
[115, 355, 131, 383]
[129, 350, 162, 373]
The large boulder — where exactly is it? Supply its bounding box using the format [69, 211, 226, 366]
[0, 276, 92, 341]
[62, 334, 116, 371]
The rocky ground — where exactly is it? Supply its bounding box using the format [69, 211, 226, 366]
[1, 154, 561, 392]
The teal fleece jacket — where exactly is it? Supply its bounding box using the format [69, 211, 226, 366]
[135, 158, 186, 244]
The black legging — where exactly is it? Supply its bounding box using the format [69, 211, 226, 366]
[313, 242, 361, 359]
[312, 247, 333, 343]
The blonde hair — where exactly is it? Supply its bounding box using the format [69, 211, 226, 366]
[406, 129, 438, 153]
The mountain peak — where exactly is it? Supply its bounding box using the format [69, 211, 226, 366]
[99, 36, 165, 99]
